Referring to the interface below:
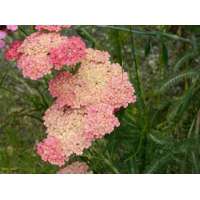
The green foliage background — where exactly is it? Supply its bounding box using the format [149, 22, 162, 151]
[1, 25, 200, 173]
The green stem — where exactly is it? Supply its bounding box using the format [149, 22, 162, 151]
[129, 26, 145, 110]
[129, 25, 148, 173]
[104, 158, 119, 174]
[18, 26, 29, 36]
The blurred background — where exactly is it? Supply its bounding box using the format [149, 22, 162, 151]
[1, 25, 200, 173]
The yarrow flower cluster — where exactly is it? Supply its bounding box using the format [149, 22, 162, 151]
[38, 48, 136, 165]
[49, 48, 136, 109]
[43, 104, 93, 159]
[40, 103, 120, 161]
[4, 25, 136, 169]
[5, 31, 86, 80]
[16, 32, 66, 80]
[58, 161, 91, 174]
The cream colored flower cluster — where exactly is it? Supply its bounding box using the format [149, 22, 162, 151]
[38, 48, 136, 166]
[4, 26, 136, 168]
[16, 32, 86, 80]
[49, 48, 136, 109]
[5, 26, 86, 80]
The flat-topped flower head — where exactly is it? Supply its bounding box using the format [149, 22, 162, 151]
[42, 102, 120, 164]
[16, 32, 86, 80]
[36, 136, 65, 166]
[43, 48, 135, 166]
[43, 104, 92, 160]
[17, 32, 66, 79]
[35, 25, 71, 32]
[48, 49, 136, 109]
[58, 161, 91, 174]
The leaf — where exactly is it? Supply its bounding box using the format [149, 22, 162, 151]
[161, 42, 168, 67]
[158, 70, 198, 93]
[174, 51, 196, 71]
[149, 134, 166, 145]
[144, 39, 151, 57]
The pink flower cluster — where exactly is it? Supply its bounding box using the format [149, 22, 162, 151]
[42, 104, 93, 159]
[5, 31, 86, 80]
[37, 49, 136, 166]
[16, 32, 65, 80]
[39, 103, 120, 162]
[58, 161, 91, 174]
[49, 48, 136, 109]
[35, 25, 71, 32]
[4, 26, 136, 168]
[0, 25, 18, 48]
